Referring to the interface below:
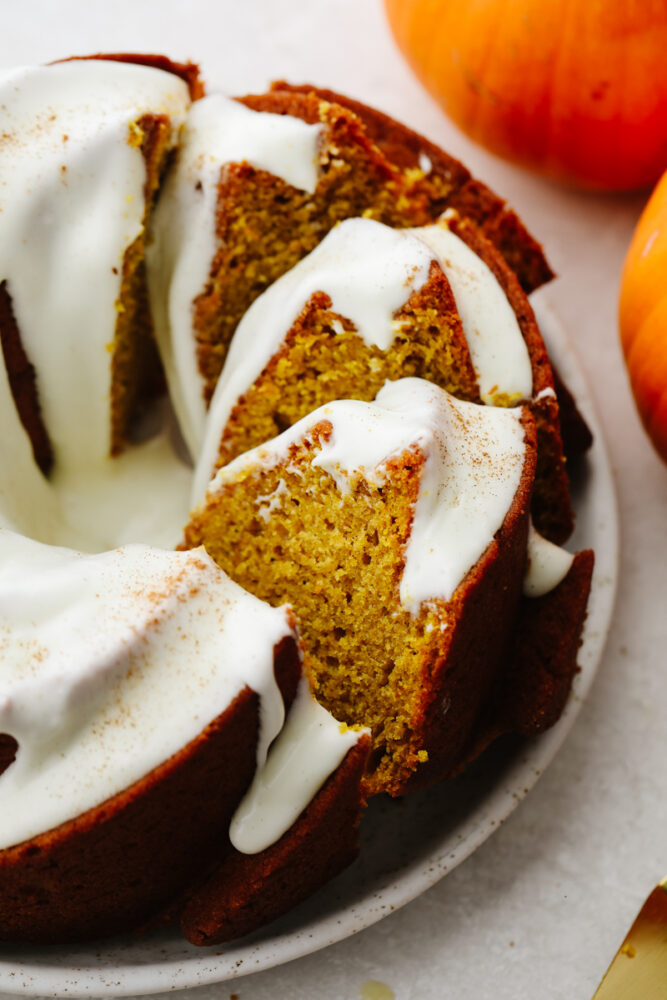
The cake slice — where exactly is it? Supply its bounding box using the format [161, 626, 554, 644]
[185, 378, 537, 796]
[193, 213, 573, 542]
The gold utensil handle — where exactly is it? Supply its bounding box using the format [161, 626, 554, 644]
[593, 879, 667, 999]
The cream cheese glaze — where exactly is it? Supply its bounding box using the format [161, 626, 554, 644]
[0, 60, 357, 859]
[408, 221, 533, 404]
[524, 521, 574, 597]
[147, 94, 324, 459]
[230, 677, 360, 854]
[202, 377, 528, 614]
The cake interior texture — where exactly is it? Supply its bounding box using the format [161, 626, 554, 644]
[189, 430, 432, 796]
[184, 397, 535, 798]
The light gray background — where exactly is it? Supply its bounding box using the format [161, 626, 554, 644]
[1, 1, 666, 997]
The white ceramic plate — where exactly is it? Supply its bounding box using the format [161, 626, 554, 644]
[0, 298, 618, 997]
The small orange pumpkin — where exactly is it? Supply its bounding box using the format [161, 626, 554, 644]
[384, 0, 667, 191]
[619, 171, 667, 461]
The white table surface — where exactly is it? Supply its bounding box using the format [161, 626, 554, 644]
[2, 2, 666, 998]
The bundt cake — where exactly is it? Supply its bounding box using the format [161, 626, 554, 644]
[0, 52, 593, 948]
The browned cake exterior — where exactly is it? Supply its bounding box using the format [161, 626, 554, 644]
[61, 52, 204, 99]
[180, 734, 370, 946]
[460, 549, 595, 770]
[0, 638, 300, 944]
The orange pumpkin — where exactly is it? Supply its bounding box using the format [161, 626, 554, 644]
[619, 171, 667, 461]
[384, 0, 667, 191]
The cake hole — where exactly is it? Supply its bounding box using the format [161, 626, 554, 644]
[366, 744, 386, 774]
[0, 733, 18, 777]
[272, 411, 291, 433]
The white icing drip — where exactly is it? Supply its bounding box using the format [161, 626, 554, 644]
[418, 151, 432, 173]
[534, 386, 557, 402]
[524, 521, 574, 597]
[206, 378, 528, 613]
[409, 223, 533, 404]
[0, 62, 190, 475]
[0, 533, 293, 851]
[193, 219, 434, 502]
[230, 676, 363, 855]
[0, 63, 314, 858]
[148, 95, 324, 459]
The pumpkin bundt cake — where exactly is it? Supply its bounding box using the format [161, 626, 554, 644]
[0, 52, 593, 948]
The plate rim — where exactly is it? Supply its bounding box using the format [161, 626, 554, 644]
[0, 296, 619, 997]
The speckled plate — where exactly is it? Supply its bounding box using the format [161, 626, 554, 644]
[0, 298, 618, 997]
